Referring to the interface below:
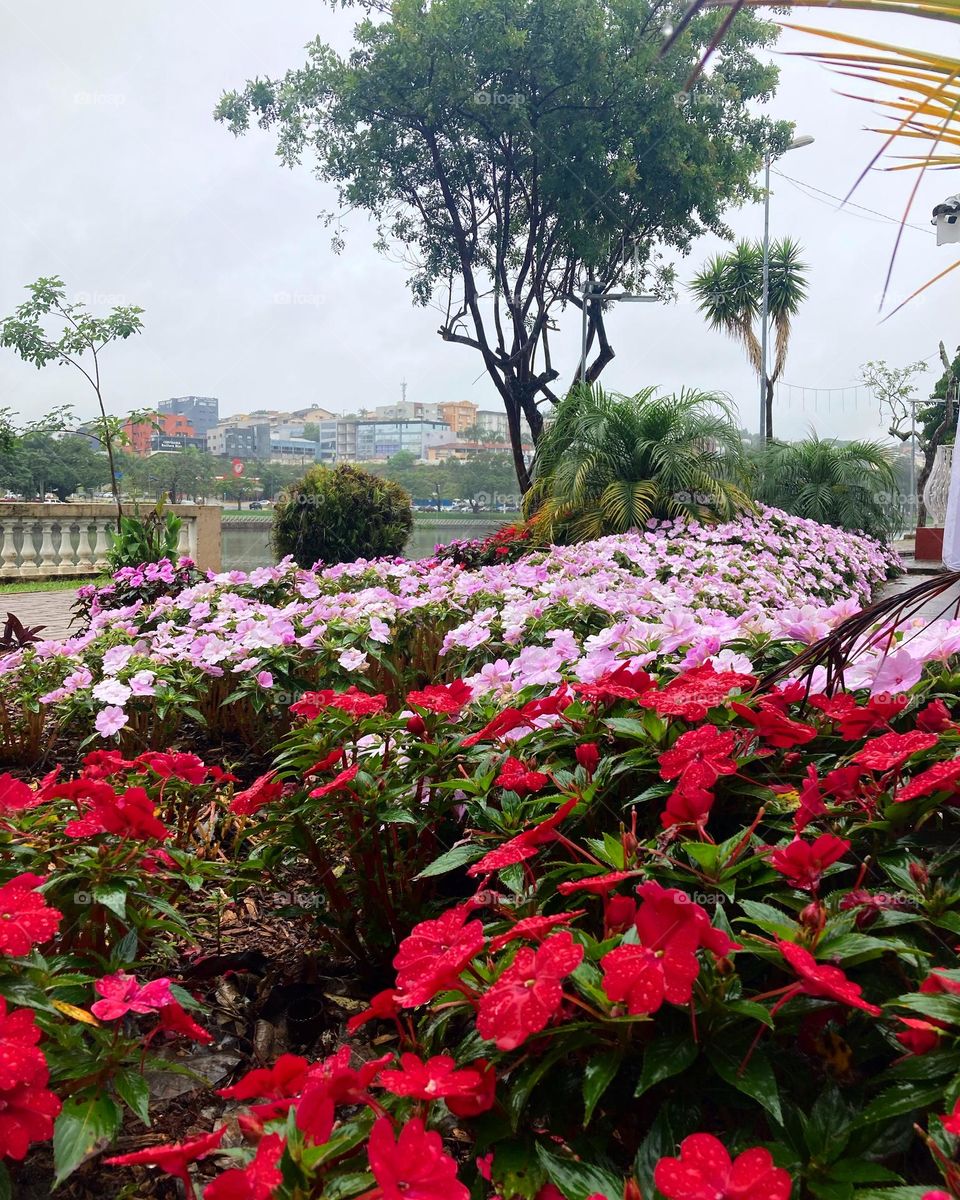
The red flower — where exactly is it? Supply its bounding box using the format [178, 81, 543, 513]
[0, 999, 47, 1090]
[290, 687, 387, 720]
[0, 773, 42, 813]
[494, 756, 549, 796]
[601, 942, 701, 1015]
[379, 1053, 489, 1104]
[79, 749, 133, 780]
[394, 905, 485, 1006]
[467, 797, 578, 877]
[230, 771, 284, 816]
[635, 881, 738, 959]
[0, 1075, 61, 1161]
[91, 972, 174, 1021]
[406, 679, 473, 715]
[732, 701, 817, 748]
[661, 785, 715, 830]
[793, 764, 829, 833]
[64, 785, 169, 840]
[136, 751, 208, 784]
[896, 1017, 942, 1056]
[769, 834, 850, 890]
[461, 708, 526, 748]
[852, 730, 938, 772]
[156, 999, 214, 1045]
[305, 1046, 390, 1107]
[776, 941, 881, 1014]
[654, 1133, 792, 1200]
[445, 1059, 496, 1118]
[659, 726, 738, 794]
[917, 699, 953, 732]
[640, 665, 757, 722]
[576, 665, 655, 705]
[218, 1054, 310, 1101]
[942, 1097, 960, 1134]
[489, 912, 584, 951]
[0, 874, 62, 956]
[575, 742, 601, 773]
[347, 988, 400, 1034]
[107, 1127, 225, 1199]
[809, 693, 906, 739]
[896, 759, 960, 803]
[304, 749, 344, 775]
[204, 1133, 285, 1200]
[368, 1117, 468, 1200]
[921, 970, 960, 995]
[308, 763, 360, 799]
[476, 930, 583, 1050]
[295, 1088, 335, 1146]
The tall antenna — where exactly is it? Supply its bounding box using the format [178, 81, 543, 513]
[401, 378, 407, 405]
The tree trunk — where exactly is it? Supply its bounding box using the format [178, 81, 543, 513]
[504, 394, 532, 494]
[764, 376, 775, 442]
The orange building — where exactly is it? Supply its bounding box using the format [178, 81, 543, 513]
[438, 401, 479, 436]
[123, 412, 196, 455]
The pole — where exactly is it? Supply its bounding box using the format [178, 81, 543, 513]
[759, 153, 771, 442]
[909, 398, 917, 527]
[579, 286, 591, 386]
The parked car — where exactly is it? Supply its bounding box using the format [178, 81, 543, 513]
[249, 500, 265, 510]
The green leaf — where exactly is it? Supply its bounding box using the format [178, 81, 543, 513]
[114, 1069, 151, 1126]
[0, 1162, 10, 1200]
[826, 1161, 902, 1184]
[856, 1082, 946, 1125]
[636, 1033, 699, 1097]
[53, 1094, 123, 1184]
[805, 1085, 852, 1162]
[583, 1048, 622, 1125]
[707, 1045, 782, 1123]
[414, 843, 484, 879]
[535, 1143, 622, 1200]
[92, 885, 127, 921]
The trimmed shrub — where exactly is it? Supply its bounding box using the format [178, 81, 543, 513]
[272, 463, 413, 567]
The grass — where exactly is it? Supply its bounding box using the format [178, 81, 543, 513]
[0, 576, 107, 595]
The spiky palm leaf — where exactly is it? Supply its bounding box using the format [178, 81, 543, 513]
[524, 385, 751, 542]
[754, 433, 900, 539]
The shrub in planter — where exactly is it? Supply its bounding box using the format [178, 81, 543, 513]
[272, 464, 413, 567]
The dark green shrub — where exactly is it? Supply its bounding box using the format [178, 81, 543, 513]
[272, 463, 413, 566]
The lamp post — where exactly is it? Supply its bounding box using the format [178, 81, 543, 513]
[579, 282, 659, 385]
[758, 134, 814, 441]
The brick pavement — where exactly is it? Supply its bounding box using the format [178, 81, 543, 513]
[3, 589, 80, 641]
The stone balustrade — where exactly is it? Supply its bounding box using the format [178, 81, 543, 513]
[0, 504, 222, 580]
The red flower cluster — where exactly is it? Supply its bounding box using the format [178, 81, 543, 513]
[776, 941, 881, 1014]
[852, 730, 938, 772]
[406, 678, 473, 715]
[808, 692, 908, 739]
[0, 873, 62, 956]
[367, 1116, 469, 1200]
[732, 699, 818, 748]
[494, 755, 549, 796]
[290, 686, 388, 720]
[576, 665, 654, 705]
[59, 779, 169, 840]
[659, 725, 737, 829]
[640, 664, 757, 722]
[0, 999, 62, 1161]
[379, 1052, 495, 1113]
[394, 904, 486, 1006]
[230, 770, 284, 816]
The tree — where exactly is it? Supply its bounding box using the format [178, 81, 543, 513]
[0, 433, 111, 501]
[257, 462, 307, 500]
[864, 351, 959, 527]
[690, 238, 808, 440]
[217, 476, 261, 510]
[0, 277, 144, 525]
[215, 0, 789, 491]
[523, 385, 749, 541]
[753, 435, 900, 541]
[272, 464, 413, 566]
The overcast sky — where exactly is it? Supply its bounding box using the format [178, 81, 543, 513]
[1, 2, 956, 442]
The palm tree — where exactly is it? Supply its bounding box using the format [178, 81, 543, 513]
[691, 239, 808, 443]
[753, 435, 900, 541]
[522, 385, 751, 543]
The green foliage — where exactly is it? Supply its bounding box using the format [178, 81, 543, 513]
[215, 0, 789, 483]
[919, 346, 960, 445]
[107, 503, 183, 569]
[523, 385, 750, 541]
[0, 432, 110, 500]
[366, 450, 521, 508]
[272, 463, 413, 566]
[753, 434, 900, 540]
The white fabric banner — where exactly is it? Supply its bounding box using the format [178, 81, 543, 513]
[942, 443, 960, 568]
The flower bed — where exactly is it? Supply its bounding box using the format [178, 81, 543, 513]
[12, 509, 960, 1199]
[0, 508, 898, 762]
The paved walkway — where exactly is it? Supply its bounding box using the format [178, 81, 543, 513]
[876, 569, 960, 626]
[2, 589, 80, 641]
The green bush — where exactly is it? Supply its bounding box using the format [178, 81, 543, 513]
[272, 463, 413, 566]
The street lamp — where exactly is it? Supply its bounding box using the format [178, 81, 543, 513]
[758, 134, 815, 440]
[579, 282, 659, 384]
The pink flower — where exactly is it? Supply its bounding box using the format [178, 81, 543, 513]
[91, 972, 174, 1021]
[95, 706, 128, 738]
